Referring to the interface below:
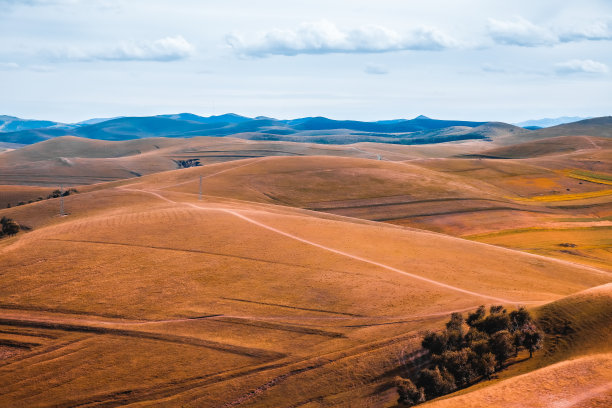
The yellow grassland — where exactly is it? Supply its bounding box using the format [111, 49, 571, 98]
[0, 149, 611, 406]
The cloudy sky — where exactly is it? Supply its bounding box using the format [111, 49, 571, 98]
[1, 0, 611, 123]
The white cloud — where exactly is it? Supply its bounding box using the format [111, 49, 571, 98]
[488, 17, 612, 47]
[559, 20, 612, 42]
[364, 63, 388, 75]
[51, 36, 195, 62]
[226, 20, 458, 57]
[555, 59, 609, 74]
[0, 62, 19, 70]
[487, 17, 558, 47]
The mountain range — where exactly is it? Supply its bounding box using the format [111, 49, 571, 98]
[0, 113, 610, 146]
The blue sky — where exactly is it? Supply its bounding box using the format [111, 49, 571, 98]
[0, 0, 610, 123]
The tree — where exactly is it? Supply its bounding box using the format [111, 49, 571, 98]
[466, 305, 486, 326]
[475, 312, 511, 335]
[422, 331, 449, 355]
[0, 217, 19, 237]
[512, 330, 525, 356]
[417, 366, 457, 398]
[522, 322, 543, 358]
[435, 349, 475, 387]
[397, 306, 545, 405]
[395, 377, 425, 406]
[471, 352, 496, 380]
[446, 312, 464, 332]
[489, 330, 514, 369]
[509, 307, 531, 331]
[490, 305, 505, 314]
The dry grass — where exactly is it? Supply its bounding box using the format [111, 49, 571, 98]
[0, 138, 610, 406]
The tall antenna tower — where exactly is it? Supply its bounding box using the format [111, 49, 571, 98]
[199, 175, 203, 201]
[59, 184, 65, 216]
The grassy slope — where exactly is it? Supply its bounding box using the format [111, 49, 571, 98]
[423, 284, 612, 408]
[0, 135, 477, 187]
[0, 160, 610, 407]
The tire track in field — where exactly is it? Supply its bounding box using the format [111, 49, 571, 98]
[0, 317, 284, 360]
[44, 237, 356, 273]
[68, 331, 424, 408]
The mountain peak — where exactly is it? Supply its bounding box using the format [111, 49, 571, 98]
[414, 115, 431, 120]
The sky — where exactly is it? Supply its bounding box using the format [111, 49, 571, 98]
[0, 0, 611, 123]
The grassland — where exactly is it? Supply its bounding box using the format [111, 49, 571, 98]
[0, 134, 610, 406]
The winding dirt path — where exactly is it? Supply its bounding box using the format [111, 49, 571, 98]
[120, 183, 519, 303]
[213, 206, 516, 303]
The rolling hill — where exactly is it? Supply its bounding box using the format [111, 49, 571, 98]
[0, 157, 610, 407]
[0, 135, 490, 187]
[0, 118, 611, 406]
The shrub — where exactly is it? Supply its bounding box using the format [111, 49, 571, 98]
[435, 348, 475, 387]
[471, 352, 496, 380]
[417, 366, 456, 398]
[422, 331, 448, 355]
[510, 307, 531, 330]
[395, 377, 425, 406]
[473, 312, 511, 335]
[0, 217, 19, 237]
[394, 306, 543, 405]
[522, 322, 543, 358]
[489, 330, 514, 368]
[466, 305, 486, 326]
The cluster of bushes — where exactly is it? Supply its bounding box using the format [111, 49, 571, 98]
[7, 188, 77, 208]
[395, 305, 543, 406]
[47, 188, 78, 199]
[0, 216, 19, 238]
[174, 158, 202, 169]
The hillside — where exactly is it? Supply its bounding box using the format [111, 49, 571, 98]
[0, 135, 487, 187]
[423, 284, 612, 408]
[0, 158, 610, 407]
[463, 135, 612, 159]
[496, 116, 612, 146]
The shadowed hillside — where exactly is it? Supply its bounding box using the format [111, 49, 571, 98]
[422, 284, 612, 408]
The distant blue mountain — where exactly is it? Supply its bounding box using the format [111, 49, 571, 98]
[287, 116, 485, 133]
[0, 115, 63, 132]
[156, 113, 252, 124]
[514, 116, 590, 128]
[3, 112, 607, 147]
[0, 113, 497, 145]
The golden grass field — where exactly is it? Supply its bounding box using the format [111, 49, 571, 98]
[0, 135, 611, 406]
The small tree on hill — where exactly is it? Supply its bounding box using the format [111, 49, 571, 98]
[522, 322, 543, 358]
[395, 377, 425, 406]
[471, 351, 496, 380]
[489, 330, 514, 369]
[422, 331, 449, 355]
[509, 307, 531, 330]
[417, 366, 456, 398]
[1, 217, 19, 237]
[393, 305, 544, 405]
[435, 348, 475, 387]
[467, 305, 486, 326]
